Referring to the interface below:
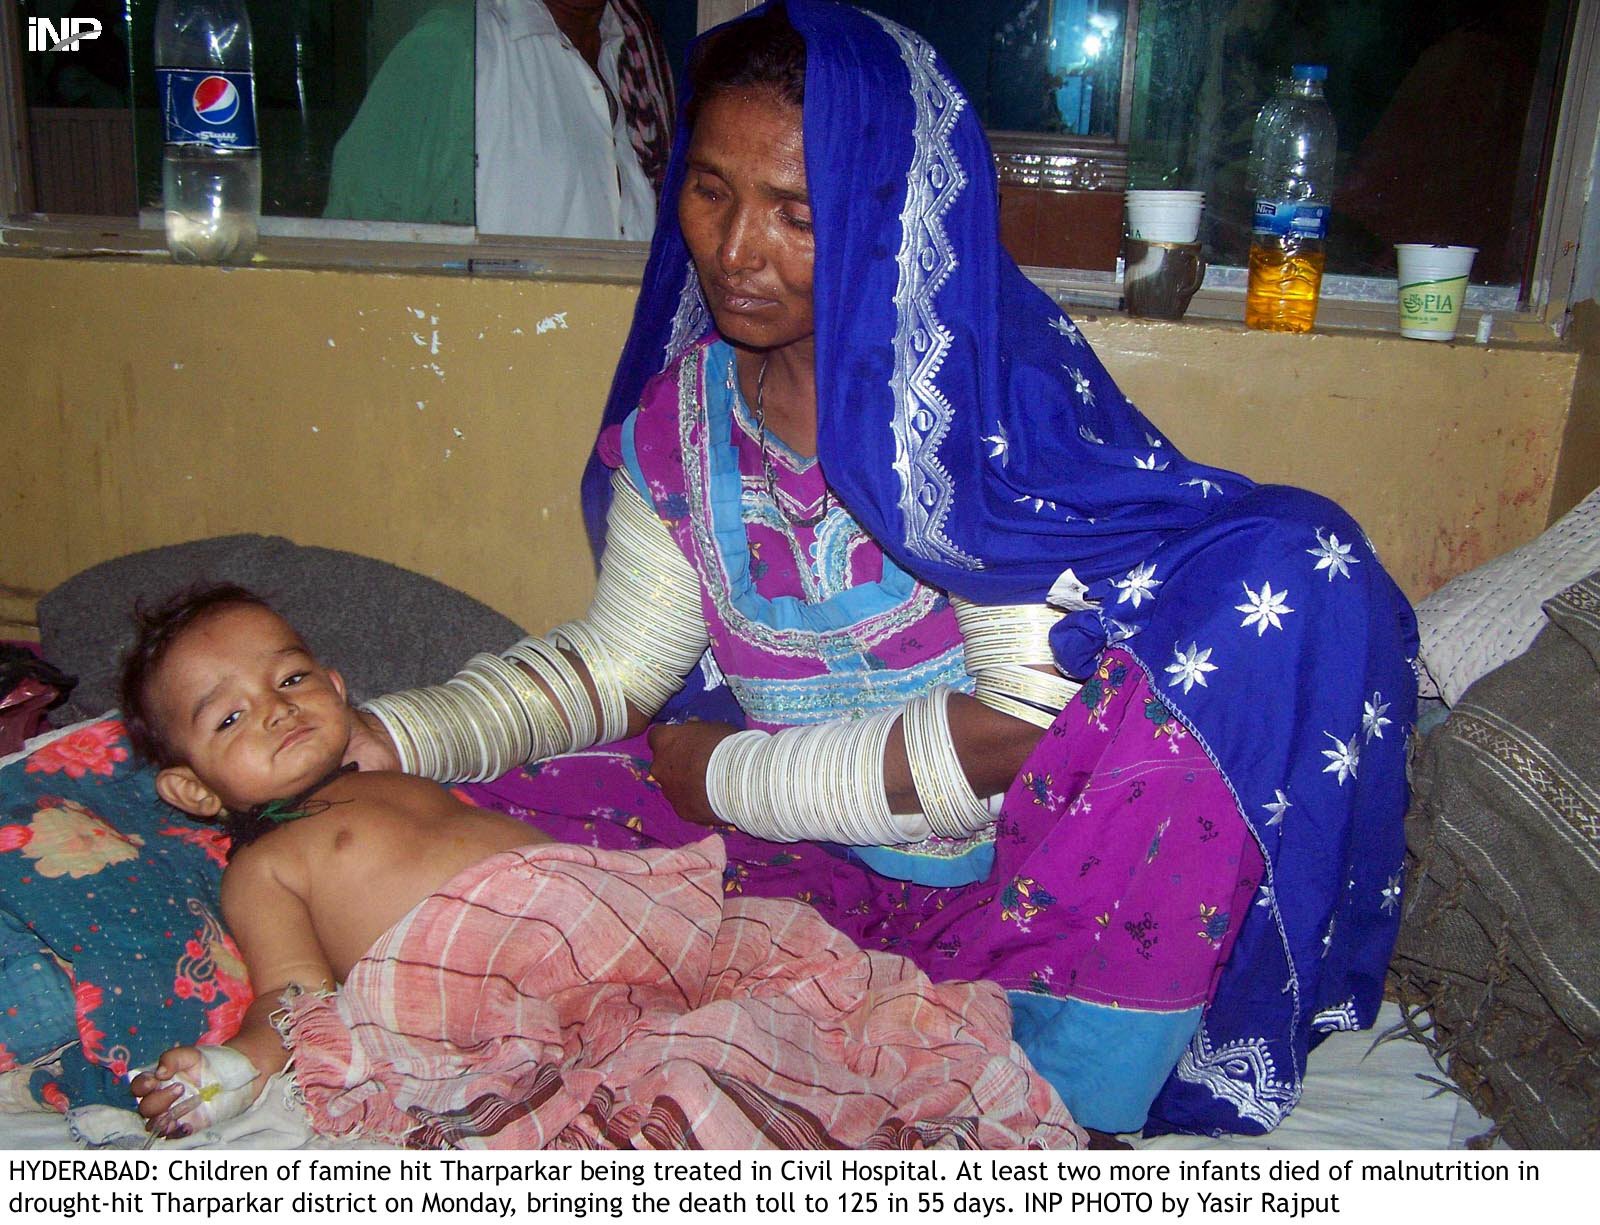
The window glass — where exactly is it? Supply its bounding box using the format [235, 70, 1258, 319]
[20, 0, 139, 214]
[1129, 0, 1570, 288]
[858, 0, 1573, 290]
[12, 0, 1578, 295]
[861, 0, 1132, 138]
[19, 0, 695, 232]
[128, 0, 351, 218]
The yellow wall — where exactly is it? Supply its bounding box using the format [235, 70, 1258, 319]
[2, 256, 1595, 639]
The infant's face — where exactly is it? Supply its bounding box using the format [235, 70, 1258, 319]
[149, 604, 352, 811]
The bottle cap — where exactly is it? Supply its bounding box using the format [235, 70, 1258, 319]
[1292, 65, 1328, 81]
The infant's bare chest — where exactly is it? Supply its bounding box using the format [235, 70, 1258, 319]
[295, 801, 538, 907]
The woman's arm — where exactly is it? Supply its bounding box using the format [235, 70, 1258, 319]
[650, 693, 1045, 830]
[355, 470, 708, 780]
[652, 597, 1076, 842]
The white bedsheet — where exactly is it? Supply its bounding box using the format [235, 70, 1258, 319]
[0, 1004, 1491, 1151]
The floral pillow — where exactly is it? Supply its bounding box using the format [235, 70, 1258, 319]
[0, 718, 250, 1111]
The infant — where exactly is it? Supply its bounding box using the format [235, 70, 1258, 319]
[119, 583, 547, 1137]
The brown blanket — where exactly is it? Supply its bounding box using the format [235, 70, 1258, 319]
[1394, 570, 1600, 1147]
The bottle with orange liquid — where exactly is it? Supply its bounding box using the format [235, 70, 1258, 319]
[1245, 66, 1337, 333]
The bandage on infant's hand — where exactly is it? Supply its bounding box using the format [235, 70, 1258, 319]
[140, 1045, 259, 1133]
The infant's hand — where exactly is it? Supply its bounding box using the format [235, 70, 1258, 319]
[129, 1044, 260, 1139]
[129, 1046, 204, 1139]
[344, 707, 401, 773]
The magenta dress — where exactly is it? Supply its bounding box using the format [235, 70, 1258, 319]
[466, 337, 1262, 1132]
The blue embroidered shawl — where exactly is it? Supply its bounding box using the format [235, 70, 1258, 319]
[581, 0, 1418, 1136]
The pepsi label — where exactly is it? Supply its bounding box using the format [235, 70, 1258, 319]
[1252, 199, 1329, 241]
[158, 68, 258, 150]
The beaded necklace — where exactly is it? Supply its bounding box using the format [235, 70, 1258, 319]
[220, 761, 357, 859]
[754, 355, 831, 532]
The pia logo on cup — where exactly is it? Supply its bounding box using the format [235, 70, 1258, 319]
[192, 77, 242, 126]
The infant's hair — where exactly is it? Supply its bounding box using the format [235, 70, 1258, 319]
[118, 582, 272, 768]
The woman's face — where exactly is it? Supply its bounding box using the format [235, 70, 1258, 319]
[679, 89, 815, 356]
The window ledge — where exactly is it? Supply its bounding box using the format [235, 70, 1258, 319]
[0, 214, 651, 285]
[1, 214, 1566, 347]
[1025, 264, 1566, 347]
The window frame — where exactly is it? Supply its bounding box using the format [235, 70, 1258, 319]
[1, 0, 1593, 343]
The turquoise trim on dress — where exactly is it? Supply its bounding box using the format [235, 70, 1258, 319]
[620, 409, 648, 502]
[1007, 992, 1204, 1134]
[729, 646, 969, 727]
[702, 342, 919, 636]
[847, 837, 993, 885]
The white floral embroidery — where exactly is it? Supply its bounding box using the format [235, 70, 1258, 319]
[1067, 367, 1095, 404]
[1166, 642, 1218, 694]
[1381, 873, 1402, 914]
[1113, 561, 1162, 608]
[1103, 618, 1138, 644]
[1183, 478, 1222, 498]
[1263, 789, 1292, 827]
[1320, 731, 1360, 784]
[983, 422, 1009, 465]
[1078, 422, 1105, 445]
[1013, 494, 1058, 513]
[1135, 453, 1169, 471]
[665, 261, 710, 363]
[1145, 431, 1165, 449]
[1363, 691, 1392, 741]
[1308, 528, 1360, 581]
[1050, 314, 1084, 345]
[871, 15, 978, 571]
[1312, 1000, 1360, 1032]
[1236, 580, 1294, 636]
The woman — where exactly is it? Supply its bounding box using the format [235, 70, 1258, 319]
[354, 0, 1416, 1138]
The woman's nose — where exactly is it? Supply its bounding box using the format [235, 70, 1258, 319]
[717, 208, 764, 275]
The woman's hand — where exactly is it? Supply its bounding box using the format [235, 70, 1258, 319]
[343, 707, 401, 773]
[648, 720, 740, 828]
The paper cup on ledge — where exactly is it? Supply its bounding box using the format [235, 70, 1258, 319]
[1126, 190, 1204, 243]
[1395, 244, 1477, 341]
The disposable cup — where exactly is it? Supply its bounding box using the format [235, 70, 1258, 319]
[1395, 244, 1477, 341]
[1126, 190, 1204, 243]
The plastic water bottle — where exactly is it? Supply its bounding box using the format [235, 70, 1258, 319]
[1245, 66, 1337, 333]
[155, 0, 260, 264]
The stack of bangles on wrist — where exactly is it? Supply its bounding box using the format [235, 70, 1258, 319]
[952, 596, 1082, 728]
[705, 709, 926, 845]
[702, 599, 1086, 845]
[361, 473, 709, 781]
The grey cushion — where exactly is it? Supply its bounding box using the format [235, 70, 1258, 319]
[39, 535, 525, 723]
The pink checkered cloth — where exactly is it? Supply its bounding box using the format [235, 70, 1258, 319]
[281, 837, 1084, 1149]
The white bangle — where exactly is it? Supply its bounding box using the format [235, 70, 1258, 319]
[902, 686, 995, 840]
[704, 712, 919, 845]
[502, 637, 598, 754]
[952, 596, 1081, 725]
[582, 472, 710, 715]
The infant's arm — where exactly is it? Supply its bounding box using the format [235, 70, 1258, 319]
[131, 846, 335, 1137]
